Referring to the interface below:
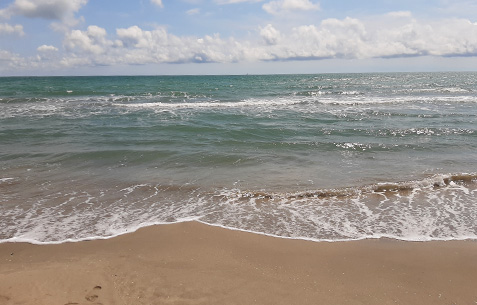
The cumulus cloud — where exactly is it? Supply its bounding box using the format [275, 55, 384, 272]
[53, 16, 477, 69]
[0, 0, 88, 21]
[263, 16, 477, 60]
[278, 18, 368, 59]
[0, 49, 30, 71]
[260, 24, 281, 45]
[114, 26, 247, 64]
[37, 45, 59, 52]
[64, 25, 112, 54]
[37, 44, 59, 60]
[0, 23, 24, 36]
[116, 25, 154, 48]
[0, 0, 88, 32]
[59, 25, 251, 67]
[150, 0, 164, 8]
[263, 0, 320, 15]
[3, 13, 477, 73]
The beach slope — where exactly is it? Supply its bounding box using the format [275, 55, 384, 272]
[1, 221, 476, 305]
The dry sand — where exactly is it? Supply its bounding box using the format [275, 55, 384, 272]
[1, 221, 476, 305]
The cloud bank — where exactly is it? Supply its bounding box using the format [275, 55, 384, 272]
[1, 4, 477, 74]
[54, 15, 477, 67]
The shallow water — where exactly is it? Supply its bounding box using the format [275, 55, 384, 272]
[1, 72, 476, 243]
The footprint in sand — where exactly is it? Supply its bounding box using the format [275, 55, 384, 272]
[64, 285, 103, 305]
[84, 285, 102, 303]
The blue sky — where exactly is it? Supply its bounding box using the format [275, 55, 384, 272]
[1, 0, 477, 75]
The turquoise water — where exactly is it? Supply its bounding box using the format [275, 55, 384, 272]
[1, 73, 477, 243]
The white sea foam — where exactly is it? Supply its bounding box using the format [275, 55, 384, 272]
[113, 97, 304, 110]
[2, 92, 477, 120]
[441, 87, 470, 93]
[2, 181, 476, 245]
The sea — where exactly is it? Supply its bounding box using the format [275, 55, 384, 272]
[1, 72, 476, 244]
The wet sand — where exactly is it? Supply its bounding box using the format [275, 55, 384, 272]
[1, 221, 476, 305]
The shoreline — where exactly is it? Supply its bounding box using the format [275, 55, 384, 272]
[1, 221, 477, 304]
[4, 219, 477, 245]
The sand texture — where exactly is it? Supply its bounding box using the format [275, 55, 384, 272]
[1, 221, 477, 305]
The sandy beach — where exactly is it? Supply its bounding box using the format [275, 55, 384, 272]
[1, 221, 476, 305]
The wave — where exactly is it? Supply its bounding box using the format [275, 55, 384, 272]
[2, 92, 477, 122]
[4, 89, 477, 105]
[230, 173, 477, 200]
[2, 172, 476, 244]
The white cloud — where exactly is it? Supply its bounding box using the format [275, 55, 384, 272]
[0, 0, 88, 20]
[114, 26, 247, 64]
[263, 0, 320, 15]
[3, 13, 477, 74]
[64, 25, 111, 55]
[0, 0, 88, 31]
[37, 45, 59, 52]
[55, 17, 477, 68]
[60, 25, 249, 67]
[260, 24, 280, 45]
[0, 50, 20, 62]
[260, 16, 477, 60]
[0, 23, 24, 36]
[0, 49, 30, 71]
[37, 44, 59, 60]
[186, 8, 200, 15]
[151, 0, 164, 8]
[116, 25, 157, 48]
[282, 18, 368, 59]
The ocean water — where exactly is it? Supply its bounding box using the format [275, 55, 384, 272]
[1, 72, 476, 244]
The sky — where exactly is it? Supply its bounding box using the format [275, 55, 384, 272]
[1, 0, 477, 76]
